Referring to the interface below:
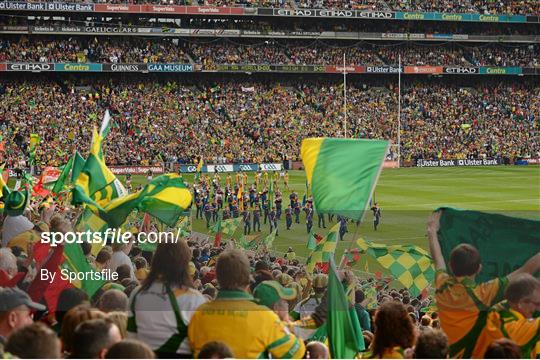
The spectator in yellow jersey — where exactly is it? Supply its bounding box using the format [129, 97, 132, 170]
[188, 249, 305, 358]
[485, 274, 540, 358]
[427, 211, 540, 358]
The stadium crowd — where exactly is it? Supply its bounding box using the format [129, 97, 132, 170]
[0, 173, 538, 359]
[0, 77, 538, 167]
[1, 37, 538, 67]
[3, 0, 537, 14]
[2, 15, 540, 36]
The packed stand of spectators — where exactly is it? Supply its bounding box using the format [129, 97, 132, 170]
[400, 82, 539, 161]
[0, 37, 538, 67]
[1, 0, 538, 13]
[469, 45, 539, 68]
[0, 77, 538, 167]
[188, 40, 385, 66]
[377, 44, 472, 67]
[2, 14, 540, 36]
[0, 182, 538, 359]
[386, 0, 540, 15]
[0, 37, 190, 64]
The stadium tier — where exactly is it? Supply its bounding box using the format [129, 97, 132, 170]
[0, 37, 538, 67]
[0, 0, 539, 14]
[0, 76, 537, 166]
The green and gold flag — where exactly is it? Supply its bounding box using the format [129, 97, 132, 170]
[238, 234, 260, 250]
[52, 155, 74, 194]
[72, 126, 127, 209]
[71, 151, 86, 183]
[301, 138, 388, 220]
[356, 238, 434, 296]
[221, 217, 242, 236]
[306, 223, 339, 273]
[137, 173, 192, 227]
[263, 228, 277, 248]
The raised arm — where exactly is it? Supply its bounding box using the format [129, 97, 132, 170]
[427, 211, 446, 271]
[507, 252, 540, 282]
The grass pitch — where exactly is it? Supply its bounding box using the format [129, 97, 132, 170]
[178, 166, 539, 267]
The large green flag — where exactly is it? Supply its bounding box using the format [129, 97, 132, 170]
[52, 155, 74, 194]
[438, 208, 540, 283]
[71, 151, 86, 183]
[301, 138, 388, 220]
[356, 238, 434, 296]
[61, 242, 106, 297]
[327, 256, 365, 359]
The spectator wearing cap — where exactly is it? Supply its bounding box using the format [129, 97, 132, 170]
[485, 274, 540, 358]
[427, 211, 540, 358]
[0, 287, 46, 346]
[188, 249, 305, 358]
[254, 280, 297, 322]
[127, 241, 206, 358]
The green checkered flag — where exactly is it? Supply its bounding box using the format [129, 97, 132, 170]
[355, 238, 434, 296]
[306, 223, 339, 272]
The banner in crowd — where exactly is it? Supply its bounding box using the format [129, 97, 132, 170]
[2, 25, 536, 44]
[176, 163, 282, 173]
[515, 158, 540, 165]
[0, 62, 535, 75]
[415, 158, 501, 167]
[109, 166, 165, 175]
[0, 2, 536, 23]
[437, 208, 540, 283]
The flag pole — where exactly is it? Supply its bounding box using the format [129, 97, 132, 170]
[397, 54, 402, 166]
[343, 52, 347, 138]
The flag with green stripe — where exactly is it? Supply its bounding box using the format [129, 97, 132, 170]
[52, 155, 74, 194]
[71, 151, 86, 183]
[328, 256, 365, 358]
[301, 138, 388, 220]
